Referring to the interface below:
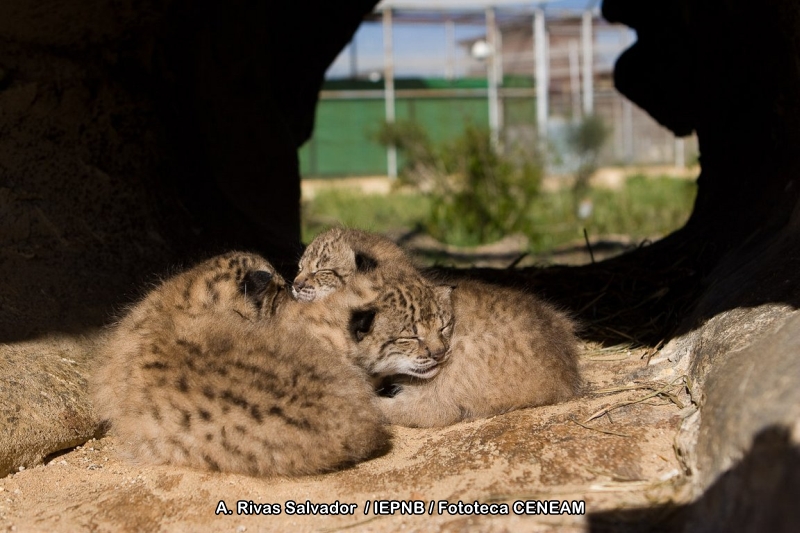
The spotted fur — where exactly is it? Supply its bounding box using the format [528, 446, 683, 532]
[377, 279, 582, 428]
[293, 228, 416, 303]
[295, 229, 582, 428]
[346, 273, 454, 380]
[92, 251, 388, 477]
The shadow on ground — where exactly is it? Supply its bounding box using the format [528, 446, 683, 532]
[589, 425, 800, 533]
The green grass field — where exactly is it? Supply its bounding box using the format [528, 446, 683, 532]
[302, 174, 697, 253]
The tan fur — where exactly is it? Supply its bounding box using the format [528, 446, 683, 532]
[346, 271, 454, 381]
[377, 280, 581, 427]
[293, 227, 417, 302]
[295, 229, 581, 428]
[92, 252, 388, 477]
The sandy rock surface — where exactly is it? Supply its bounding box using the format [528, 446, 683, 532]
[0, 335, 100, 478]
[0, 344, 688, 532]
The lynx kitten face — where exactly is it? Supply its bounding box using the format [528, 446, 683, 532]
[293, 228, 415, 302]
[347, 279, 454, 379]
[92, 251, 388, 477]
[374, 279, 582, 428]
[295, 228, 456, 379]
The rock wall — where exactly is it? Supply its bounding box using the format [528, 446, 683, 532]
[0, 1, 377, 341]
[0, 0, 375, 474]
[605, 0, 800, 529]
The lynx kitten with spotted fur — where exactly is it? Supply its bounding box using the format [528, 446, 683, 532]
[293, 227, 417, 303]
[92, 252, 388, 477]
[368, 279, 581, 427]
[295, 229, 581, 428]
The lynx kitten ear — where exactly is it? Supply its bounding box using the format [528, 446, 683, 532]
[354, 252, 379, 272]
[433, 285, 454, 304]
[349, 308, 377, 342]
[239, 270, 274, 299]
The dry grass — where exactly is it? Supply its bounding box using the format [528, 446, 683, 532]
[584, 376, 690, 423]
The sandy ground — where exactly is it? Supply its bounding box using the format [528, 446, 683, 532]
[0, 344, 689, 532]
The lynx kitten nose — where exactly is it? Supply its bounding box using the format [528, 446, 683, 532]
[430, 347, 447, 362]
[292, 279, 306, 291]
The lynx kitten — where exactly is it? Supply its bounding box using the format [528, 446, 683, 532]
[293, 227, 417, 303]
[296, 229, 581, 427]
[368, 279, 581, 427]
[92, 252, 388, 477]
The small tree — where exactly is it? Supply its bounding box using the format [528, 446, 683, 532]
[568, 115, 609, 203]
[376, 121, 542, 245]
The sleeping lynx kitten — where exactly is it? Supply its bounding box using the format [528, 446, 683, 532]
[92, 251, 388, 477]
[293, 227, 417, 303]
[366, 279, 581, 427]
[296, 229, 581, 427]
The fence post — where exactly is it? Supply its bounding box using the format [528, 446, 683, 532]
[445, 18, 456, 81]
[581, 10, 594, 115]
[383, 7, 397, 179]
[486, 6, 501, 147]
[534, 8, 548, 148]
[569, 39, 581, 120]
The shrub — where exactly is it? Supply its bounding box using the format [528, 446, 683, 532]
[376, 121, 543, 246]
[568, 115, 609, 201]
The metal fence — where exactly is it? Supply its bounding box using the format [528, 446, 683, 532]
[299, 4, 697, 178]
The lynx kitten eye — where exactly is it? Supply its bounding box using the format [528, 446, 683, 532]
[394, 338, 418, 347]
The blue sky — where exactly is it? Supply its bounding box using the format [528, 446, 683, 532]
[326, 1, 624, 79]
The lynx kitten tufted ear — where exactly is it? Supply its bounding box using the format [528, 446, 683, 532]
[349, 308, 377, 341]
[240, 270, 274, 298]
[354, 252, 378, 272]
[434, 285, 454, 304]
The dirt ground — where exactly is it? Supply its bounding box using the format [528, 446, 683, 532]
[0, 343, 690, 533]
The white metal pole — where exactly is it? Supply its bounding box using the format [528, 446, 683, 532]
[349, 35, 358, 79]
[581, 10, 594, 115]
[496, 17, 505, 142]
[383, 8, 397, 179]
[534, 8, 548, 142]
[569, 39, 581, 120]
[496, 24, 504, 82]
[486, 7, 500, 147]
[445, 18, 455, 81]
[675, 137, 686, 168]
